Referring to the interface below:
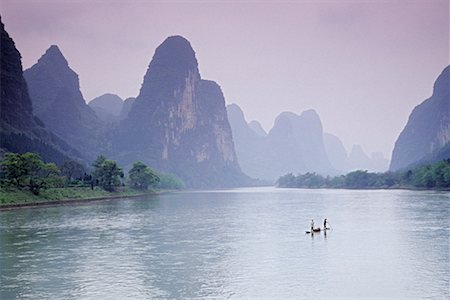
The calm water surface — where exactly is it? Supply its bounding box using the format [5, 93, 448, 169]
[0, 187, 449, 299]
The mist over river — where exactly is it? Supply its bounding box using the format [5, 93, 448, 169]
[1, 187, 448, 299]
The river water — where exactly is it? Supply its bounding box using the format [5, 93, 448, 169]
[0, 187, 448, 299]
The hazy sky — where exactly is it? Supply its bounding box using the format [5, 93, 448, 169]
[1, 0, 448, 158]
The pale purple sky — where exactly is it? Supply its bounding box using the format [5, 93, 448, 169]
[1, 0, 448, 158]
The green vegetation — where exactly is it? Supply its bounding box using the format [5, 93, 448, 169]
[277, 159, 450, 190]
[92, 155, 124, 192]
[0, 186, 145, 205]
[0, 152, 185, 206]
[129, 161, 160, 190]
[155, 172, 184, 190]
[1, 152, 63, 195]
[60, 160, 85, 182]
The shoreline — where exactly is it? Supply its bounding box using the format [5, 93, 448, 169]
[276, 186, 450, 191]
[0, 191, 165, 211]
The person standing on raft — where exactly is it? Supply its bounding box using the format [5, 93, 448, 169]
[311, 219, 314, 231]
[323, 218, 329, 229]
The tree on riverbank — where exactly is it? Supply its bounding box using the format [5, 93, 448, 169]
[1, 152, 185, 197]
[128, 161, 160, 190]
[92, 155, 124, 192]
[60, 160, 86, 183]
[0, 152, 63, 194]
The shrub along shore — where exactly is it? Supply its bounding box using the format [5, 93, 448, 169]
[277, 159, 450, 190]
[0, 152, 183, 208]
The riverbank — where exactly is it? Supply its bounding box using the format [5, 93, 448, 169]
[277, 185, 450, 191]
[0, 186, 162, 210]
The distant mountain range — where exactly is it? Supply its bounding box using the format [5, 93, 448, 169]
[1, 15, 447, 187]
[88, 94, 135, 123]
[227, 104, 389, 181]
[88, 93, 123, 123]
[390, 65, 449, 171]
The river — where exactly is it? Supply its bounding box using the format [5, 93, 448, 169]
[0, 187, 448, 299]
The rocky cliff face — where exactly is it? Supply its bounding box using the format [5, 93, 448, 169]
[24, 46, 105, 158]
[88, 93, 123, 123]
[113, 36, 246, 187]
[0, 19, 79, 163]
[390, 66, 450, 171]
[0, 19, 34, 131]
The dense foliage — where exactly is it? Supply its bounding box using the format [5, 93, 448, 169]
[92, 155, 124, 192]
[155, 172, 185, 190]
[128, 161, 160, 190]
[277, 159, 450, 189]
[60, 160, 86, 183]
[1, 152, 185, 197]
[0, 152, 62, 194]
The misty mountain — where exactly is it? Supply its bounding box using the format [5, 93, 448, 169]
[248, 120, 267, 137]
[228, 102, 390, 179]
[348, 145, 372, 171]
[0, 19, 79, 164]
[390, 65, 450, 171]
[112, 36, 247, 188]
[323, 134, 389, 173]
[227, 104, 268, 179]
[370, 152, 390, 172]
[23, 45, 105, 159]
[323, 133, 349, 173]
[119, 97, 135, 120]
[227, 104, 334, 180]
[88, 93, 123, 123]
[348, 145, 389, 172]
[267, 110, 334, 176]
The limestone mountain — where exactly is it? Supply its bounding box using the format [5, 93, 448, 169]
[348, 145, 389, 172]
[266, 110, 334, 177]
[248, 120, 267, 137]
[323, 133, 349, 173]
[390, 65, 450, 171]
[119, 97, 135, 120]
[113, 36, 246, 187]
[0, 18, 79, 164]
[24, 45, 105, 159]
[88, 93, 123, 123]
[227, 104, 334, 180]
[226, 104, 267, 179]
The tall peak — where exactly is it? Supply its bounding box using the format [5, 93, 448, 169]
[38, 45, 68, 67]
[248, 120, 267, 137]
[433, 64, 449, 96]
[277, 111, 299, 121]
[301, 109, 319, 118]
[227, 103, 245, 118]
[151, 35, 198, 70]
[138, 35, 200, 99]
[161, 35, 194, 51]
